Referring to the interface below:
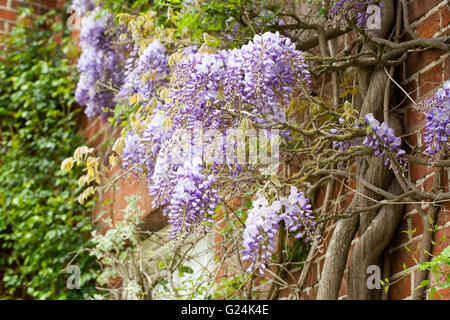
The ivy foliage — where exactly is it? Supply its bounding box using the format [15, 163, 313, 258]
[0, 9, 98, 299]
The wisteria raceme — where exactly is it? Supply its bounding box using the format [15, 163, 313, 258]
[329, 0, 383, 30]
[279, 186, 319, 242]
[221, 32, 311, 125]
[121, 109, 169, 185]
[242, 194, 279, 274]
[422, 80, 450, 158]
[163, 31, 311, 133]
[71, 0, 96, 16]
[121, 130, 148, 175]
[166, 158, 219, 242]
[75, 8, 124, 119]
[242, 187, 319, 274]
[363, 113, 407, 173]
[115, 40, 170, 104]
[331, 118, 364, 155]
[332, 114, 407, 173]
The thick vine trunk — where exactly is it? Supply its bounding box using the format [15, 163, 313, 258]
[347, 179, 404, 299]
[317, 69, 395, 299]
[316, 210, 359, 299]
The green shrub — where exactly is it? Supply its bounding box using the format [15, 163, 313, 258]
[0, 9, 98, 299]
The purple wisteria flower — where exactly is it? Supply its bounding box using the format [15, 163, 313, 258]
[363, 113, 407, 173]
[422, 80, 450, 158]
[166, 158, 219, 243]
[242, 187, 319, 274]
[121, 110, 169, 181]
[115, 40, 170, 104]
[332, 114, 407, 173]
[279, 186, 318, 241]
[75, 8, 124, 119]
[71, 0, 96, 16]
[166, 52, 226, 130]
[162, 31, 311, 134]
[121, 130, 148, 175]
[221, 32, 311, 125]
[242, 194, 280, 274]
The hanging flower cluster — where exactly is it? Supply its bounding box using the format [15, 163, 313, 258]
[242, 187, 319, 274]
[332, 114, 407, 173]
[162, 31, 311, 132]
[72, 0, 95, 16]
[422, 80, 450, 158]
[75, 6, 125, 119]
[363, 114, 407, 173]
[115, 40, 170, 104]
[166, 158, 219, 242]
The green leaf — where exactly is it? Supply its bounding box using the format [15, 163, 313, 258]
[429, 287, 436, 300]
[158, 260, 166, 270]
[415, 280, 430, 290]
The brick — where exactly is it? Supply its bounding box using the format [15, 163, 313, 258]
[394, 79, 418, 110]
[82, 117, 104, 141]
[437, 202, 450, 226]
[408, 0, 442, 23]
[418, 63, 443, 97]
[445, 55, 450, 80]
[390, 239, 420, 275]
[45, 0, 58, 8]
[409, 163, 433, 183]
[431, 226, 450, 256]
[441, 3, 449, 28]
[391, 217, 410, 248]
[410, 213, 424, 236]
[389, 273, 411, 300]
[406, 130, 419, 148]
[416, 10, 441, 38]
[404, 49, 445, 80]
[0, 9, 16, 21]
[0, 0, 6, 7]
[304, 262, 318, 288]
[300, 285, 318, 300]
[443, 170, 450, 192]
[422, 173, 437, 193]
[314, 186, 327, 209]
[406, 108, 425, 132]
[432, 288, 450, 300]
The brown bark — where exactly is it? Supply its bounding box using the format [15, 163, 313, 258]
[317, 0, 395, 299]
[347, 180, 404, 299]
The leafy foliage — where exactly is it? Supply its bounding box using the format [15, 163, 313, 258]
[417, 245, 450, 299]
[0, 9, 98, 299]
